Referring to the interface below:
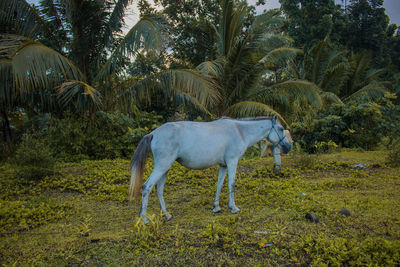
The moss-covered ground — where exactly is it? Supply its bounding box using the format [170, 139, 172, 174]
[1, 151, 399, 266]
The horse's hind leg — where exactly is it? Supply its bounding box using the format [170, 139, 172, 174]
[139, 168, 168, 224]
[213, 166, 227, 213]
[156, 172, 172, 221]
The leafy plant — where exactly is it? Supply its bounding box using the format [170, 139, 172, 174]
[46, 111, 163, 160]
[292, 95, 399, 152]
[386, 138, 400, 167]
[314, 140, 339, 153]
[12, 133, 55, 180]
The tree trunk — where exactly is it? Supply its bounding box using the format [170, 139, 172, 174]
[1, 109, 12, 143]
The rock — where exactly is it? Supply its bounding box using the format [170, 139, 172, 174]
[353, 164, 367, 170]
[305, 212, 319, 223]
[338, 208, 351, 216]
[371, 163, 381, 169]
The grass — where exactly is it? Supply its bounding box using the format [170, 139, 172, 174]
[0, 150, 399, 266]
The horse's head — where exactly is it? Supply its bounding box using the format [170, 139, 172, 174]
[267, 115, 292, 154]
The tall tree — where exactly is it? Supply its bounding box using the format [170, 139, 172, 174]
[344, 0, 395, 67]
[197, 0, 321, 121]
[289, 38, 389, 103]
[279, 0, 347, 49]
[138, 0, 220, 67]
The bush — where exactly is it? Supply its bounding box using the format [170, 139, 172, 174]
[46, 111, 163, 161]
[291, 143, 317, 169]
[386, 138, 400, 167]
[292, 95, 400, 152]
[12, 133, 55, 180]
[313, 140, 339, 153]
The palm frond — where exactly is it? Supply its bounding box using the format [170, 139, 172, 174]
[364, 68, 386, 83]
[95, 14, 168, 82]
[260, 48, 302, 67]
[0, 34, 83, 92]
[217, 0, 248, 57]
[0, 0, 50, 38]
[103, 0, 132, 48]
[173, 92, 213, 116]
[287, 58, 301, 79]
[344, 82, 388, 101]
[196, 58, 225, 78]
[268, 80, 323, 108]
[226, 101, 287, 125]
[57, 80, 101, 112]
[121, 69, 221, 111]
[259, 35, 294, 53]
[320, 62, 349, 94]
[307, 39, 332, 83]
[348, 51, 371, 91]
[249, 11, 284, 35]
[158, 69, 221, 109]
[320, 91, 343, 105]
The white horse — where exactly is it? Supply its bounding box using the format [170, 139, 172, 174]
[129, 116, 292, 224]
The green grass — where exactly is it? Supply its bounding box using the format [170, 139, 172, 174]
[1, 150, 399, 266]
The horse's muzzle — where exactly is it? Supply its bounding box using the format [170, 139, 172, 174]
[281, 143, 291, 154]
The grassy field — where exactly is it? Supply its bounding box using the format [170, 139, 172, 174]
[1, 150, 399, 266]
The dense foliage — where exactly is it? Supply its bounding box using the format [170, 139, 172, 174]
[43, 111, 162, 161]
[1, 152, 399, 265]
[1, 1, 400, 264]
[291, 94, 400, 151]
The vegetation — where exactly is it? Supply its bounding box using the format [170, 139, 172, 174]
[1, 0, 400, 264]
[1, 151, 399, 265]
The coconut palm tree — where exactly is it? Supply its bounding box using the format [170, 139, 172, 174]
[196, 0, 321, 122]
[289, 38, 388, 103]
[0, 0, 219, 142]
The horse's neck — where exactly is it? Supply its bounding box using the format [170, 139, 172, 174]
[234, 120, 272, 147]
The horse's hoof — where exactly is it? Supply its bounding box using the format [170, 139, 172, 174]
[164, 213, 173, 221]
[231, 207, 240, 214]
[213, 206, 222, 213]
[140, 216, 149, 225]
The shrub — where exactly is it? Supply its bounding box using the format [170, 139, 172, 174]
[46, 111, 163, 161]
[290, 143, 317, 169]
[292, 95, 400, 152]
[313, 140, 339, 153]
[12, 133, 55, 180]
[386, 138, 400, 167]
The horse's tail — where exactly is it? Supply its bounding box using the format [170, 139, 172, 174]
[129, 134, 153, 202]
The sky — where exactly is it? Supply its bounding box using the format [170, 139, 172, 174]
[26, 0, 400, 31]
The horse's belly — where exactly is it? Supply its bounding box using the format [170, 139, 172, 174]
[176, 153, 224, 169]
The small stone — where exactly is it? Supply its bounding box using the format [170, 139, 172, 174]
[338, 208, 351, 216]
[305, 212, 319, 223]
[353, 164, 367, 170]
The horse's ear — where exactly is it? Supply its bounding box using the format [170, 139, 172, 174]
[272, 114, 278, 123]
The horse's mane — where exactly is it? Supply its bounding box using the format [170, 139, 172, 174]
[220, 116, 273, 121]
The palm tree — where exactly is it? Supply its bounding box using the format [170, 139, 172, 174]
[342, 51, 389, 101]
[0, 0, 219, 142]
[289, 38, 388, 103]
[196, 0, 321, 123]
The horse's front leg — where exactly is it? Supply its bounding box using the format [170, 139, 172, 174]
[156, 172, 172, 221]
[227, 161, 240, 214]
[213, 166, 227, 213]
[272, 146, 282, 170]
